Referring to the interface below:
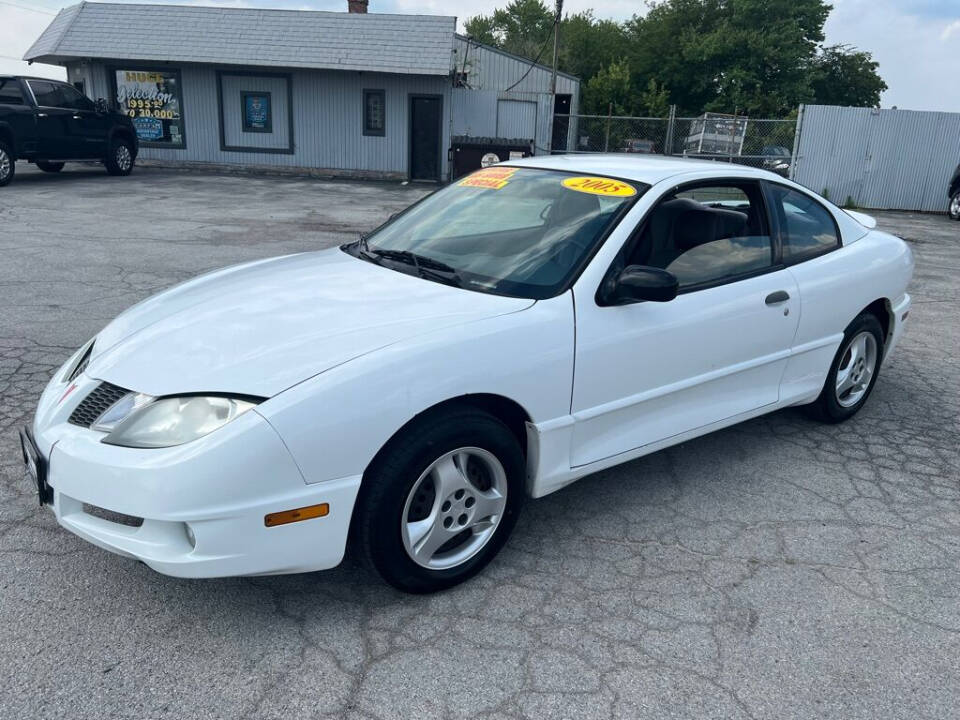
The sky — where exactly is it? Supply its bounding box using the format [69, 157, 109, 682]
[2, 0, 958, 113]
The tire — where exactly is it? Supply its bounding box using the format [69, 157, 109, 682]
[104, 137, 134, 176]
[949, 190, 960, 221]
[806, 312, 885, 423]
[352, 406, 525, 593]
[36, 161, 64, 173]
[0, 141, 14, 187]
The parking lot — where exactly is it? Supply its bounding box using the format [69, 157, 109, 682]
[1, 163, 958, 719]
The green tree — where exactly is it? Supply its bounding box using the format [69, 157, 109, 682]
[584, 59, 635, 116]
[809, 45, 887, 107]
[638, 78, 671, 117]
[466, 0, 887, 118]
[557, 12, 630, 83]
[626, 0, 831, 116]
[465, 5, 629, 83]
[464, 0, 555, 60]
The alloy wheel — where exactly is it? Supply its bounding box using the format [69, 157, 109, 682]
[116, 145, 132, 172]
[835, 331, 878, 407]
[0, 149, 10, 182]
[950, 192, 960, 219]
[401, 447, 508, 570]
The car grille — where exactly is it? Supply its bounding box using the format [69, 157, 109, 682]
[68, 382, 130, 428]
[82, 503, 144, 528]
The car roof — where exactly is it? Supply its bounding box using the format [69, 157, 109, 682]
[504, 153, 780, 185]
[0, 75, 68, 83]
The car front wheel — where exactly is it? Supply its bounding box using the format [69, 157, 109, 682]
[806, 312, 885, 423]
[105, 138, 135, 176]
[949, 190, 960, 221]
[36, 161, 64, 173]
[352, 406, 525, 593]
[0, 141, 14, 187]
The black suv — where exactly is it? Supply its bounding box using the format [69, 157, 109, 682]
[949, 163, 960, 221]
[0, 76, 138, 187]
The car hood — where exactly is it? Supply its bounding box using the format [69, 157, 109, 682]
[86, 248, 534, 397]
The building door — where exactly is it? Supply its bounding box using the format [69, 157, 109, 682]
[409, 95, 442, 182]
[551, 93, 571, 152]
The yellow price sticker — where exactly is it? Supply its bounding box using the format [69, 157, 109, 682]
[562, 176, 637, 197]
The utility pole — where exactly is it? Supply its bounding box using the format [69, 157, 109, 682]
[550, 0, 563, 98]
[549, 0, 563, 153]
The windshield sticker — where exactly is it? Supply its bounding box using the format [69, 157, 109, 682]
[562, 176, 637, 197]
[459, 167, 518, 190]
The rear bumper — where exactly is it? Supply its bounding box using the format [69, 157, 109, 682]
[33, 371, 360, 578]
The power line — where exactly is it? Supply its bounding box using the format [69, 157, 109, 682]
[503, 32, 554, 93]
[0, 0, 57, 15]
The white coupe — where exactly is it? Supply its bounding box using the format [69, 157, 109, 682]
[21, 156, 913, 593]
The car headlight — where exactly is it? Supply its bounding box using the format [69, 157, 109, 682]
[100, 395, 260, 448]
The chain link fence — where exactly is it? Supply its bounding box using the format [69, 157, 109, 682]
[552, 112, 798, 176]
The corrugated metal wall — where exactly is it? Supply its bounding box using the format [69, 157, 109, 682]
[792, 104, 960, 212]
[451, 36, 580, 152]
[453, 37, 579, 100]
[70, 61, 451, 180]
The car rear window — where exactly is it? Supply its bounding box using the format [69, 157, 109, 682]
[0, 79, 24, 105]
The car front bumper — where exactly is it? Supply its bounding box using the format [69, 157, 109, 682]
[30, 369, 361, 579]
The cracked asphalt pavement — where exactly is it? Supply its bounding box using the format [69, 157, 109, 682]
[1, 164, 958, 719]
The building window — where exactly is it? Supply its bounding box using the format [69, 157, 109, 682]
[113, 68, 185, 147]
[363, 89, 385, 136]
[242, 91, 272, 133]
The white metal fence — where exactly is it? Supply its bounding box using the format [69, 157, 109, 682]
[790, 104, 960, 212]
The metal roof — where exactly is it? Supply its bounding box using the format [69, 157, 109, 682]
[503, 154, 785, 185]
[24, 2, 457, 76]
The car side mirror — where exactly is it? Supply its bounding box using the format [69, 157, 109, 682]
[602, 265, 679, 305]
[95, 98, 108, 113]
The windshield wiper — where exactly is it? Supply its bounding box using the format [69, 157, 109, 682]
[359, 245, 463, 287]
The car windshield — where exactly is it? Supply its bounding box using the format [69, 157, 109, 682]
[346, 167, 644, 299]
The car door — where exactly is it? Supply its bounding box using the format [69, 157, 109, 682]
[55, 83, 109, 159]
[764, 182, 847, 402]
[25, 80, 76, 159]
[0, 79, 36, 154]
[570, 179, 800, 468]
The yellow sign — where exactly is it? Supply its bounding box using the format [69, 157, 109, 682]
[459, 167, 518, 190]
[562, 176, 637, 197]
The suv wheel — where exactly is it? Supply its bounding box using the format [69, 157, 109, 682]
[950, 190, 960, 221]
[0, 141, 14, 187]
[104, 138, 134, 176]
[36, 161, 65, 173]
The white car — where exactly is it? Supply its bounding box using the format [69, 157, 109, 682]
[21, 156, 913, 593]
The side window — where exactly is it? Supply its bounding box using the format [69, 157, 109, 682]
[768, 184, 839, 262]
[626, 182, 773, 288]
[56, 84, 95, 111]
[28, 81, 59, 107]
[363, 89, 385, 136]
[0, 79, 24, 105]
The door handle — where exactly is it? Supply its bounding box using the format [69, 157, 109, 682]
[36, 112, 48, 118]
[765, 290, 790, 305]
[72, 115, 83, 120]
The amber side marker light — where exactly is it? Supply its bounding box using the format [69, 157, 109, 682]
[264, 503, 329, 527]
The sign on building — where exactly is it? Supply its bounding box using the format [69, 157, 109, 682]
[114, 69, 185, 147]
